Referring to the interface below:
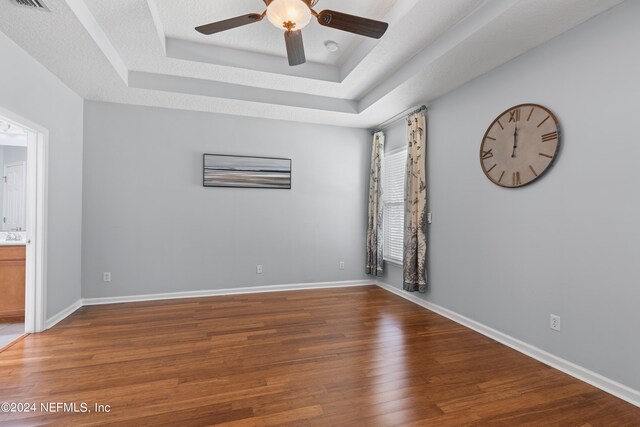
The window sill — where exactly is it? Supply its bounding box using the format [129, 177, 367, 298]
[384, 258, 403, 267]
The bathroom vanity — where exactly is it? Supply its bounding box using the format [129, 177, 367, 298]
[0, 141, 28, 321]
[0, 244, 25, 320]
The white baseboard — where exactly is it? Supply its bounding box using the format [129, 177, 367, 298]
[47, 281, 371, 328]
[82, 280, 373, 306]
[375, 281, 640, 408]
[45, 299, 83, 329]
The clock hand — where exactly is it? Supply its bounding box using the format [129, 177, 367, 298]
[511, 122, 518, 158]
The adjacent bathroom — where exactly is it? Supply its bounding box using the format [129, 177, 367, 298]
[0, 119, 27, 349]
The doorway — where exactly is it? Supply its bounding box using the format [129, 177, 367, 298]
[0, 107, 47, 350]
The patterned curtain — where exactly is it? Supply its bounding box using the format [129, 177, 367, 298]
[366, 132, 385, 277]
[403, 111, 428, 292]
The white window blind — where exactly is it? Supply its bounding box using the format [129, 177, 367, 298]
[382, 149, 406, 265]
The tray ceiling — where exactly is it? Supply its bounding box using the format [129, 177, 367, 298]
[0, 0, 625, 127]
[157, 0, 397, 66]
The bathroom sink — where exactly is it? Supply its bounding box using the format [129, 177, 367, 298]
[0, 232, 27, 246]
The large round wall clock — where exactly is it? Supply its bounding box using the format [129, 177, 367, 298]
[480, 103, 560, 188]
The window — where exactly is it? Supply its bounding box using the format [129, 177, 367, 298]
[382, 148, 406, 265]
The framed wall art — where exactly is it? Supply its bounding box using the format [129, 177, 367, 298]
[203, 154, 292, 189]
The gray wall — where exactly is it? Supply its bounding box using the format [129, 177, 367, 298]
[82, 101, 370, 298]
[0, 30, 84, 318]
[382, 0, 640, 391]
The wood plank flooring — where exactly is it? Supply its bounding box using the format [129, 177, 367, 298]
[1, 285, 638, 426]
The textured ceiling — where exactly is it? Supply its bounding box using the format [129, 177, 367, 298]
[0, 0, 626, 128]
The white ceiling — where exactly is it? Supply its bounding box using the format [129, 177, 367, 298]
[0, 0, 626, 128]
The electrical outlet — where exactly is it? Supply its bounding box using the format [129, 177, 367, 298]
[103, 272, 111, 283]
[550, 314, 561, 332]
[256, 265, 263, 274]
[339, 261, 345, 270]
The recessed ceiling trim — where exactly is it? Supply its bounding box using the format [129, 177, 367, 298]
[150, 1, 415, 86]
[145, 0, 166, 55]
[128, 71, 358, 114]
[64, 0, 129, 84]
[166, 38, 341, 83]
[1, 0, 624, 127]
[359, 0, 520, 112]
[338, 0, 420, 79]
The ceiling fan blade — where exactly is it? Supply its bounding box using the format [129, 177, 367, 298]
[316, 10, 389, 39]
[284, 30, 306, 66]
[195, 13, 263, 35]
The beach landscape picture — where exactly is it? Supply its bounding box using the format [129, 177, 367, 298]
[203, 154, 292, 189]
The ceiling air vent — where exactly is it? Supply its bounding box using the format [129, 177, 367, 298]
[10, 0, 49, 11]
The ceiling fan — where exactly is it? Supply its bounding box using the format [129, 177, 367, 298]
[195, 0, 389, 67]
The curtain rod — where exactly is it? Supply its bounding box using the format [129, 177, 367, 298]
[370, 105, 427, 135]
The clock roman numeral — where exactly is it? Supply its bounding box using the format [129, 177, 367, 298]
[537, 116, 550, 128]
[485, 136, 496, 141]
[509, 108, 521, 123]
[497, 119, 504, 130]
[498, 171, 505, 183]
[482, 149, 494, 160]
[541, 131, 558, 142]
[487, 164, 497, 174]
[539, 152, 554, 159]
[512, 171, 521, 186]
[529, 165, 538, 177]
[527, 107, 535, 121]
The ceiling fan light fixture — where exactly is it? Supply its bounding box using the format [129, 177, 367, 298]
[266, 0, 312, 31]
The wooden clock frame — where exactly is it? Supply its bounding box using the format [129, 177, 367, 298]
[480, 103, 561, 189]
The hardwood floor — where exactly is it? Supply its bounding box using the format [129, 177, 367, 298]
[1, 286, 638, 426]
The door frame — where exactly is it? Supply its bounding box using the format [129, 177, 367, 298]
[0, 106, 48, 333]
